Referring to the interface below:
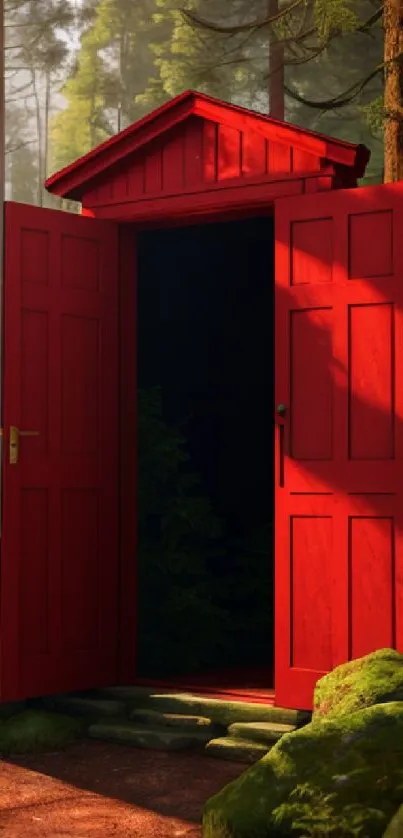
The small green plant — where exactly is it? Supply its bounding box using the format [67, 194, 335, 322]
[137, 387, 233, 675]
[137, 386, 273, 676]
[0, 710, 83, 755]
[274, 783, 385, 838]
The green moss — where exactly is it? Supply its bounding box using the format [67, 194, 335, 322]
[0, 700, 26, 720]
[0, 709, 84, 755]
[123, 691, 306, 728]
[383, 804, 403, 837]
[203, 702, 403, 838]
[313, 648, 403, 722]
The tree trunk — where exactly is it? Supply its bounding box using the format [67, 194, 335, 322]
[44, 69, 51, 206]
[31, 69, 43, 207]
[44, 70, 50, 178]
[383, 0, 403, 182]
[268, 0, 285, 120]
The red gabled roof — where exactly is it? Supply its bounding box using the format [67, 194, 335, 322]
[46, 89, 370, 201]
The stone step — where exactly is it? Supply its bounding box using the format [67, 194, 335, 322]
[47, 696, 127, 719]
[228, 720, 296, 744]
[129, 708, 216, 734]
[96, 687, 309, 728]
[88, 721, 211, 751]
[205, 736, 270, 764]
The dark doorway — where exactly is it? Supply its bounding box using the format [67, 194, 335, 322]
[136, 214, 275, 691]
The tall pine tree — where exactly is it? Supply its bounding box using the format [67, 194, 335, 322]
[50, 0, 171, 170]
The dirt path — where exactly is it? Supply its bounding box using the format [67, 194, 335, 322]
[0, 740, 244, 837]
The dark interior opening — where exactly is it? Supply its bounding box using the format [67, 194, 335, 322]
[136, 214, 274, 688]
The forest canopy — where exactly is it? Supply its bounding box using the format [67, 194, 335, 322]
[4, 0, 399, 205]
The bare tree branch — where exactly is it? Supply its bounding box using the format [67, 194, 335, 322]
[6, 138, 36, 155]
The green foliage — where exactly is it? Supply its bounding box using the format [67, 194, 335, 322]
[137, 387, 273, 675]
[50, 0, 171, 171]
[6, 0, 76, 202]
[361, 95, 385, 134]
[47, 0, 385, 184]
[213, 526, 273, 669]
[274, 782, 385, 837]
[314, 0, 360, 42]
[9, 0, 388, 194]
[50, 30, 111, 170]
[0, 710, 83, 755]
[136, 0, 268, 109]
[137, 387, 233, 676]
[8, 144, 38, 204]
[203, 701, 403, 838]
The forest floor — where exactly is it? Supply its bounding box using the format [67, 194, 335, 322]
[0, 739, 243, 837]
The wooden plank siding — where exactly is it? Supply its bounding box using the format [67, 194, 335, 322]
[82, 117, 323, 209]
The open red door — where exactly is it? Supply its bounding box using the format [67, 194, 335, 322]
[275, 181, 403, 711]
[0, 202, 120, 701]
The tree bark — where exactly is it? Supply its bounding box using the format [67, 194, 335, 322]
[383, 0, 403, 182]
[31, 69, 43, 207]
[268, 0, 285, 120]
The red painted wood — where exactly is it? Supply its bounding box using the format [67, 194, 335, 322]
[111, 169, 129, 202]
[292, 148, 320, 172]
[268, 141, 292, 174]
[275, 181, 403, 711]
[183, 117, 204, 186]
[242, 132, 267, 177]
[45, 91, 369, 202]
[203, 120, 217, 182]
[192, 97, 368, 170]
[145, 145, 162, 193]
[97, 176, 113, 203]
[217, 124, 242, 180]
[81, 115, 326, 211]
[83, 188, 98, 207]
[350, 515, 394, 658]
[117, 225, 137, 684]
[134, 668, 274, 703]
[87, 176, 307, 224]
[133, 678, 275, 705]
[127, 158, 145, 199]
[0, 202, 121, 701]
[162, 129, 185, 192]
[304, 174, 335, 193]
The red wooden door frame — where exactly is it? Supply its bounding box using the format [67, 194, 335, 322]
[118, 205, 278, 699]
[117, 224, 138, 684]
[110, 172, 337, 694]
[85, 170, 327, 225]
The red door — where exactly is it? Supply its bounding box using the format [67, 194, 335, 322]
[275, 181, 403, 710]
[0, 202, 120, 701]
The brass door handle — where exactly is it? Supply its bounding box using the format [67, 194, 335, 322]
[9, 425, 40, 465]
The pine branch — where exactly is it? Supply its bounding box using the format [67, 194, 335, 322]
[285, 63, 384, 110]
[6, 138, 36, 155]
[180, 0, 305, 35]
[180, 0, 381, 41]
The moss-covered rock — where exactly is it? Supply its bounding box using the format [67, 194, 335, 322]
[0, 700, 26, 720]
[203, 702, 403, 838]
[383, 804, 403, 838]
[0, 709, 83, 755]
[313, 648, 403, 722]
[205, 736, 270, 764]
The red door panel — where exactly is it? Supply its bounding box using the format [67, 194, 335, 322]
[0, 202, 119, 701]
[275, 181, 403, 711]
